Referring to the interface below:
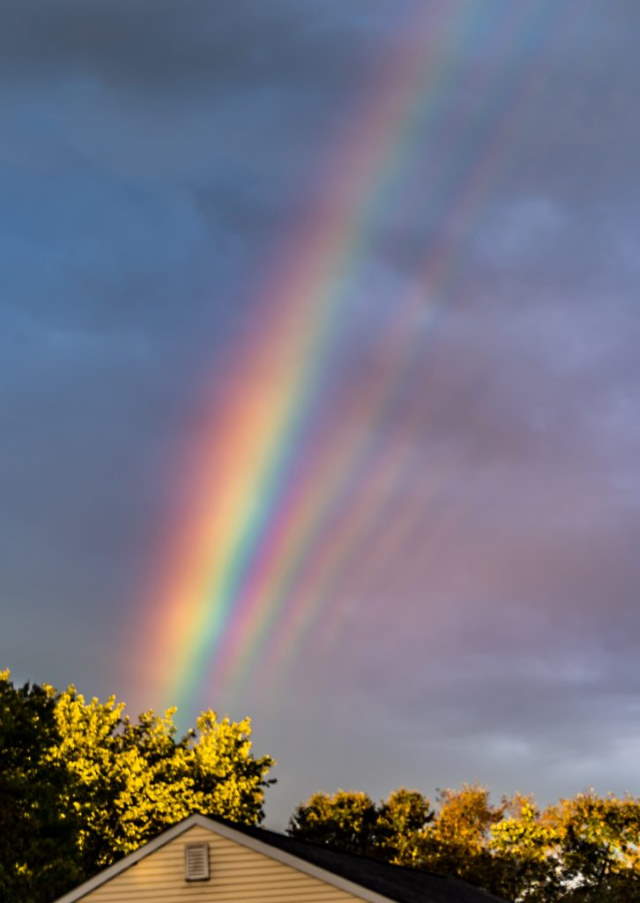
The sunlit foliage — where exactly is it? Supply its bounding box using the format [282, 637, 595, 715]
[290, 784, 640, 902]
[0, 671, 274, 902]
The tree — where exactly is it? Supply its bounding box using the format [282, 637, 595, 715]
[489, 794, 562, 902]
[374, 788, 434, 865]
[48, 687, 274, 870]
[544, 792, 640, 902]
[288, 787, 433, 864]
[0, 671, 275, 902]
[0, 671, 81, 902]
[288, 790, 379, 856]
[410, 784, 505, 893]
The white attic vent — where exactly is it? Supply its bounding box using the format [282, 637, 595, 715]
[184, 842, 210, 882]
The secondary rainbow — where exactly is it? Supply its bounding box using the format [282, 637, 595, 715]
[252, 0, 564, 701]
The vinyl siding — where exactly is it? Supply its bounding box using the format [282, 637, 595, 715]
[79, 825, 366, 902]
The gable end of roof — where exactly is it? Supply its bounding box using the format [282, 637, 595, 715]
[52, 813, 399, 903]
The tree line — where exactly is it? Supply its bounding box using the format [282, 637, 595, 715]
[289, 786, 640, 902]
[2, 671, 639, 903]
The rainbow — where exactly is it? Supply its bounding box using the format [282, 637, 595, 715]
[136, 0, 563, 716]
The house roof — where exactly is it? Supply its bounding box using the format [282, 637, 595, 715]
[220, 816, 510, 903]
[54, 813, 511, 903]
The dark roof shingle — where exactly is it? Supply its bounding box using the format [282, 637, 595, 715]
[215, 817, 511, 903]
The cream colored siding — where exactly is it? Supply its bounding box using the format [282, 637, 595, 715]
[80, 826, 365, 902]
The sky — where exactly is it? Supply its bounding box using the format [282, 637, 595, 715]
[2, 0, 639, 829]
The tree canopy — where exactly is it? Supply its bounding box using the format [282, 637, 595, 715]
[0, 670, 274, 903]
[289, 784, 640, 903]
[0, 671, 81, 901]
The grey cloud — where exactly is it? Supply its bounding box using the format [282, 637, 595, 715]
[0, 0, 400, 95]
[472, 196, 568, 267]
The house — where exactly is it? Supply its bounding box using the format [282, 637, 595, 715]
[52, 813, 511, 903]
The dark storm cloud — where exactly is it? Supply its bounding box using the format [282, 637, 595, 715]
[0, 0, 395, 247]
[0, 1, 299, 87]
[0, 0, 407, 104]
